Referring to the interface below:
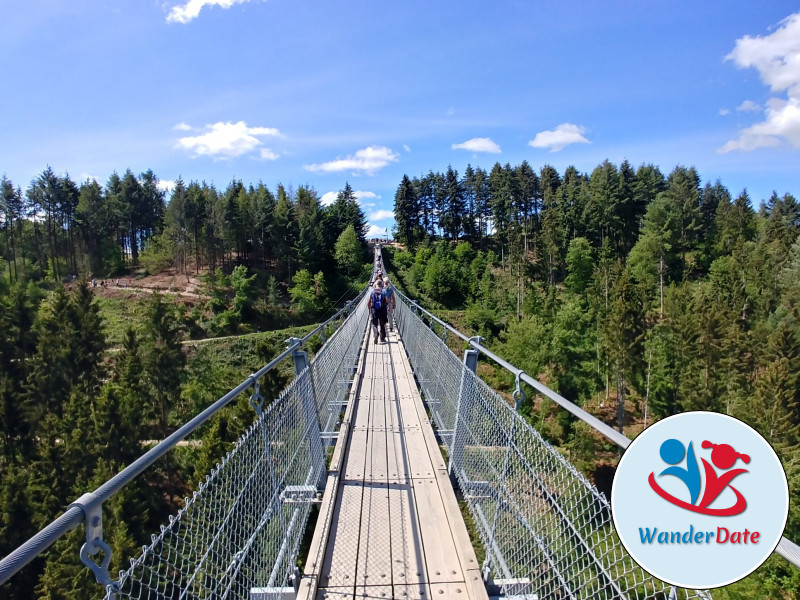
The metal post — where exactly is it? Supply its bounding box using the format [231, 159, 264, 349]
[287, 338, 325, 489]
[448, 338, 481, 476]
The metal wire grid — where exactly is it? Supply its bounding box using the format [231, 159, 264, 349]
[111, 293, 370, 600]
[310, 293, 370, 440]
[393, 296, 711, 600]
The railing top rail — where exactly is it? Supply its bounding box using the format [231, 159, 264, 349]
[0, 285, 370, 589]
[395, 288, 630, 449]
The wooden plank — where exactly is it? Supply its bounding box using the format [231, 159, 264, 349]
[356, 482, 393, 588]
[354, 585, 393, 599]
[394, 428, 437, 479]
[366, 427, 388, 481]
[343, 428, 369, 479]
[319, 481, 364, 588]
[432, 468, 483, 576]
[315, 587, 353, 600]
[387, 479, 427, 585]
[386, 430, 410, 480]
[411, 478, 464, 584]
[393, 584, 429, 600]
[429, 582, 478, 599]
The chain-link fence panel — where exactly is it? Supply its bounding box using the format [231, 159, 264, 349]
[394, 295, 711, 600]
[310, 292, 369, 440]
[111, 292, 370, 600]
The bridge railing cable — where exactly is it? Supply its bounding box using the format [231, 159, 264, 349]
[0, 287, 371, 598]
[393, 287, 715, 600]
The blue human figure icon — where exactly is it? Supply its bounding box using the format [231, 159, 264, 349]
[658, 438, 701, 505]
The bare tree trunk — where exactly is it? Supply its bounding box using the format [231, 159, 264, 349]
[617, 371, 625, 434]
[659, 251, 664, 319]
[644, 346, 652, 429]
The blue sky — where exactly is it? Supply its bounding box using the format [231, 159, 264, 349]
[1, 1, 799, 238]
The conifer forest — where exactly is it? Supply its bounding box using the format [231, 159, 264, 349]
[1, 159, 799, 599]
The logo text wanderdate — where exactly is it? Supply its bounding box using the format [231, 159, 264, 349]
[638, 525, 760, 545]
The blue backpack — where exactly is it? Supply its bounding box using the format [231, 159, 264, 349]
[372, 290, 384, 310]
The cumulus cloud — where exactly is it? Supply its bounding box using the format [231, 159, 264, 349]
[354, 190, 379, 202]
[158, 180, 176, 195]
[176, 121, 281, 159]
[320, 191, 338, 206]
[173, 122, 192, 131]
[529, 123, 590, 152]
[720, 12, 800, 152]
[320, 189, 379, 207]
[403, 145, 411, 152]
[304, 146, 399, 175]
[719, 108, 732, 116]
[167, 0, 251, 24]
[737, 100, 762, 112]
[451, 137, 502, 154]
[259, 148, 279, 161]
[368, 210, 394, 222]
[366, 224, 387, 238]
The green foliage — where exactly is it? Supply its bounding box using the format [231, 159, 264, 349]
[289, 269, 330, 314]
[334, 224, 363, 278]
[138, 234, 173, 275]
[565, 237, 593, 294]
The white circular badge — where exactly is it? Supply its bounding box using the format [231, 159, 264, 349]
[611, 411, 788, 589]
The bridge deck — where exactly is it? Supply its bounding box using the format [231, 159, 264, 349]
[300, 326, 487, 600]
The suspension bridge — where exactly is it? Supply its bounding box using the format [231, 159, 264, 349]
[2, 247, 799, 599]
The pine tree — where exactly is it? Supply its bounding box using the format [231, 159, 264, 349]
[394, 175, 421, 248]
[142, 292, 185, 437]
[334, 224, 363, 278]
[604, 268, 645, 432]
[628, 195, 678, 318]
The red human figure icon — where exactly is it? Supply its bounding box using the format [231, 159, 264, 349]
[698, 441, 750, 513]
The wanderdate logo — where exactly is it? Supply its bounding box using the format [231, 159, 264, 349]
[611, 412, 789, 589]
[648, 438, 750, 516]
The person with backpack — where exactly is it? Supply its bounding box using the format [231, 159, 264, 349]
[368, 279, 388, 344]
[383, 277, 396, 331]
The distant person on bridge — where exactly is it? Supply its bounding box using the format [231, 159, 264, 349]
[383, 277, 396, 331]
[368, 280, 388, 344]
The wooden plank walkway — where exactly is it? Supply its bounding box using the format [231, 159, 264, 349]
[300, 325, 487, 600]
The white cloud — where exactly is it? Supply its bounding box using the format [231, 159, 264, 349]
[720, 12, 800, 152]
[403, 145, 411, 152]
[173, 122, 192, 131]
[451, 137, 502, 154]
[259, 148, 279, 161]
[369, 209, 394, 222]
[80, 173, 101, 184]
[158, 179, 176, 194]
[176, 121, 281, 159]
[719, 108, 731, 116]
[529, 123, 590, 152]
[366, 224, 387, 238]
[167, 0, 250, 24]
[304, 146, 399, 175]
[354, 190, 380, 204]
[320, 189, 379, 207]
[320, 191, 338, 206]
[737, 100, 762, 112]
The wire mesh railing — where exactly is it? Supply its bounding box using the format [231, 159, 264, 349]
[393, 291, 712, 600]
[0, 286, 370, 599]
[111, 291, 370, 599]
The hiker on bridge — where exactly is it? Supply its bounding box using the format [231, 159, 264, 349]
[368, 279, 388, 344]
[383, 276, 396, 331]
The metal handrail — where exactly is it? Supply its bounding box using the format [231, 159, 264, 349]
[0, 287, 369, 588]
[394, 288, 630, 449]
[392, 286, 800, 570]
